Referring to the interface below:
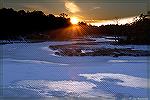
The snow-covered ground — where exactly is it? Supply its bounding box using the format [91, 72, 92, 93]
[1, 40, 150, 99]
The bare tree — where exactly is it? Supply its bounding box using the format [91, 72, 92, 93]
[113, 17, 120, 41]
[114, 17, 120, 25]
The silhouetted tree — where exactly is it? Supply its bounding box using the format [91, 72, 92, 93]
[59, 13, 68, 18]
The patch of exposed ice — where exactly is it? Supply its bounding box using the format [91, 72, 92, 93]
[5, 58, 69, 66]
[108, 60, 148, 63]
[41, 47, 59, 52]
[79, 73, 148, 88]
[89, 38, 116, 42]
[41, 47, 54, 52]
[9, 80, 113, 98]
[81, 50, 93, 53]
[49, 53, 62, 57]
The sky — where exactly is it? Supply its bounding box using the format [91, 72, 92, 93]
[1, 0, 150, 25]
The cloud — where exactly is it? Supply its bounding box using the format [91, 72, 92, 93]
[65, 1, 80, 13]
[90, 7, 101, 11]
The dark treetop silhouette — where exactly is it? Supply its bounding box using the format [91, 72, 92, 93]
[0, 8, 150, 44]
[0, 8, 71, 40]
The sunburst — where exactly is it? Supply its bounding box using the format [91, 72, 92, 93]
[70, 17, 79, 24]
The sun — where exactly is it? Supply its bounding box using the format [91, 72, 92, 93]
[70, 17, 79, 24]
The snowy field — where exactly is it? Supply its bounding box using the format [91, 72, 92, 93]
[1, 39, 150, 99]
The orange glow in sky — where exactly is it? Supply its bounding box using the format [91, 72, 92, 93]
[88, 16, 140, 26]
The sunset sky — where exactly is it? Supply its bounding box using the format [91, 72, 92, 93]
[1, 0, 149, 25]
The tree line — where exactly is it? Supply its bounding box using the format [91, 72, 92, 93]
[0, 8, 150, 44]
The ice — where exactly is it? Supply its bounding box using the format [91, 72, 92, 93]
[89, 37, 116, 42]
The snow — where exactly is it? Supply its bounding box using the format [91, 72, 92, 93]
[4, 58, 69, 66]
[79, 73, 148, 88]
[10, 80, 98, 97]
[1, 40, 150, 99]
